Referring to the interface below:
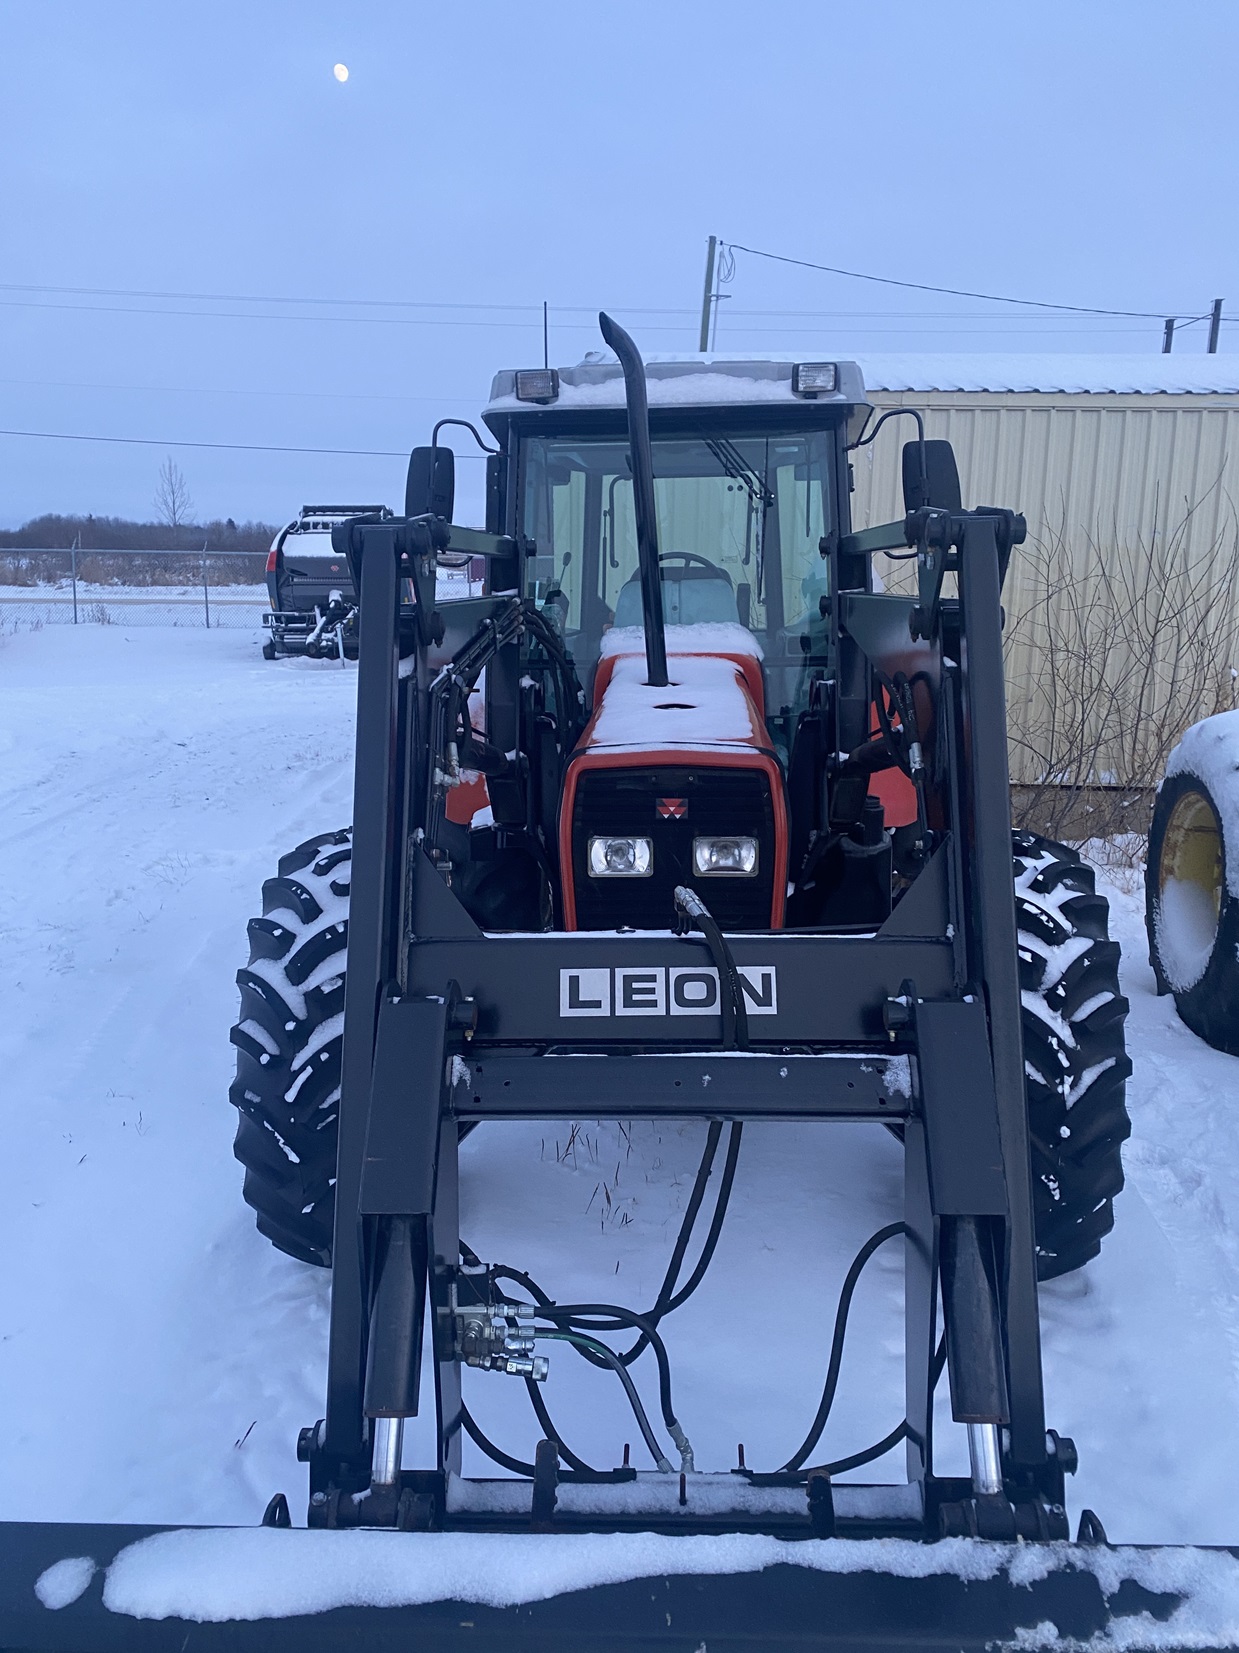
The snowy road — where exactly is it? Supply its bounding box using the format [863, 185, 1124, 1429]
[2, 625, 1238, 1545]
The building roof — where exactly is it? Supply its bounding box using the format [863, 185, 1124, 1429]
[851, 353, 1239, 396]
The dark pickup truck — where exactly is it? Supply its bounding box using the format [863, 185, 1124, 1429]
[262, 505, 388, 660]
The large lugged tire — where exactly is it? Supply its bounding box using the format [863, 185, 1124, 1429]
[229, 826, 1131, 1278]
[1147, 756, 1239, 1054]
[229, 829, 352, 1266]
[1014, 831, 1133, 1280]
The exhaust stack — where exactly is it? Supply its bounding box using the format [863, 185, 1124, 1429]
[598, 312, 668, 688]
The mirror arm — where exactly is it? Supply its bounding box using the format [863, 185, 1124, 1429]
[431, 418, 499, 456]
[848, 406, 928, 497]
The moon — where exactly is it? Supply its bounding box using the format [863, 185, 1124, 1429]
[333, 63, 349, 82]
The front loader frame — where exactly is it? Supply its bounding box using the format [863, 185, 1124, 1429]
[304, 502, 1072, 1543]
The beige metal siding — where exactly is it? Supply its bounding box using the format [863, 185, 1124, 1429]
[850, 391, 1239, 785]
[852, 391, 1239, 549]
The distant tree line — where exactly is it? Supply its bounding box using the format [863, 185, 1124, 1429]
[0, 513, 280, 552]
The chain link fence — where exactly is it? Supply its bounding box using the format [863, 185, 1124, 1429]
[0, 548, 268, 630]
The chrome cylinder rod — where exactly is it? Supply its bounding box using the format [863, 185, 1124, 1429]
[371, 1416, 404, 1488]
[967, 1423, 1003, 1496]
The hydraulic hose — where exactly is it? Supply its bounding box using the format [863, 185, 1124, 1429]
[484, 1115, 742, 1471]
[461, 1396, 638, 1485]
[490, 1115, 742, 1366]
[536, 1303, 683, 1452]
[780, 1222, 907, 1473]
[649, 1120, 723, 1314]
[800, 1334, 948, 1480]
[460, 1401, 539, 1478]
[523, 1376, 601, 1477]
[673, 885, 748, 1049]
[536, 1330, 673, 1471]
[659, 1122, 742, 1317]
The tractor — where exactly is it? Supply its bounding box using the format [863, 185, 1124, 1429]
[229, 317, 1131, 1549]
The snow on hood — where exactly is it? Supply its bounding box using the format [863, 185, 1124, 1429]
[589, 653, 756, 749]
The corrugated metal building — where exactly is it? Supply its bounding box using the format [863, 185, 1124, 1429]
[847, 356, 1239, 787]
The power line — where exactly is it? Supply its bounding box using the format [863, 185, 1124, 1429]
[4, 297, 1162, 335]
[2, 280, 1170, 330]
[724, 241, 1207, 322]
[726, 307, 1174, 322]
[0, 375, 484, 405]
[0, 297, 732, 335]
[3, 284, 1200, 340]
[0, 280, 696, 318]
[0, 427, 480, 460]
[0, 298, 546, 329]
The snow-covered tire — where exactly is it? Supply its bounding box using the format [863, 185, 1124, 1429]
[1147, 767, 1239, 1053]
[229, 829, 352, 1266]
[1014, 831, 1132, 1280]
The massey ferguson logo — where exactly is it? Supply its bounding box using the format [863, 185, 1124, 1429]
[560, 965, 777, 1018]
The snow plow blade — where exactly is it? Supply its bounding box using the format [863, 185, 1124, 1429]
[3, 1523, 1239, 1653]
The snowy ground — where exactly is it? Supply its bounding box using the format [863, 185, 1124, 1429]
[3, 625, 1239, 1548]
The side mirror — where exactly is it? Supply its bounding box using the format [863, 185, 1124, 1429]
[902, 439, 961, 514]
[406, 445, 455, 521]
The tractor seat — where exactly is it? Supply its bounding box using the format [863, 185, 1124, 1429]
[613, 568, 739, 628]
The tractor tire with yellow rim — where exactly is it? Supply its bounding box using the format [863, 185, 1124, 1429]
[1148, 737, 1239, 1054]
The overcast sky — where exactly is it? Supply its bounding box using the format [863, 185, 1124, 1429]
[3, 0, 1237, 529]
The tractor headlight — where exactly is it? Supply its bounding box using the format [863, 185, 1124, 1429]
[693, 836, 758, 876]
[588, 836, 653, 877]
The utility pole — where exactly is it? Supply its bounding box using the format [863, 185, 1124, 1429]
[1162, 318, 1176, 354]
[1208, 298, 1223, 354]
[698, 235, 717, 353]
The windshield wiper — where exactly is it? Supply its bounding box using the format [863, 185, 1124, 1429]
[704, 437, 774, 511]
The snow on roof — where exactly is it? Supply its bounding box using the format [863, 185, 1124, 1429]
[486, 355, 867, 414]
[488, 351, 1239, 410]
[842, 353, 1239, 397]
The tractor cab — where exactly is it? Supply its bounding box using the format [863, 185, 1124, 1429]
[483, 354, 871, 762]
[471, 347, 902, 933]
[384, 325, 959, 936]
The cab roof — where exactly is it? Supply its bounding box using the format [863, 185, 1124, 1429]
[484, 353, 869, 420]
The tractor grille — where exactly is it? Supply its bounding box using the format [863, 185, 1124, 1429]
[570, 765, 777, 930]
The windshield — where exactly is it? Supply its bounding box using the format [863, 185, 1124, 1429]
[520, 429, 837, 735]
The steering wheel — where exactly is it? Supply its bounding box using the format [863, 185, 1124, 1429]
[656, 550, 733, 584]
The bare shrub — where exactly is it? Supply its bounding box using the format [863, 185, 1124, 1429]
[0, 549, 265, 589]
[0, 553, 62, 586]
[1004, 498, 1239, 846]
[153, 459, 195, 540]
